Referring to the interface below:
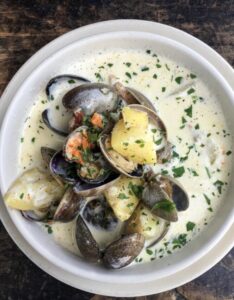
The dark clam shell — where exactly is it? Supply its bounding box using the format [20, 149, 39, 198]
[82, 195, 118, 231]
[41, 147, 56, 167]
[157, 175, 189, 211]
[42, 109, 69, 137]
[62, 83, 118, 114]
[103, 233, 145, 269]
[46, 74, 89, 101]
[53, 187, 84, 222]
[75, 215, 100, 262]
[50, 151, 78, 184]
[142, 181, 178, 222]
[73, 172, 120, 197]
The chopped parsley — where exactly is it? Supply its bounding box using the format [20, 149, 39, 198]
[203, 194, 211, 205]
[175, 76, 183, 84]
[68, 79, 76, 84]
[156, 64, 161, 68]
[141, 66, 149, 72]
[151, 128, 157, 133]
[172, 234, 187, 249]
[154, 137, 162, 145]
[153, 74, 157, 79]
[31, 137, 36, 143]
[184, 105, 193, 118]
[213, 180, 224, 194]
[117, 193, 129, 200]
[190, 73, 197, 79]
[188, 168, 199, 176]
[205, 167, 211, 178]
[152, 199, 176, 212]
[125, 62, 131, 67]
[162, 87, 166, 92]
[146, 248, 153, 255]
[172, 166, 185, 178]
[135, 139, 145, 147]
[165, 64, 170, 71]
[45, 225, 53, 234]
[19, 193, 24, 199]
[187, 88, 195, 95]
[146, 49, 151, 54]
[172, 151, 179, 158]
[125, 72, 131, 79]
[128, 182, 143, 198]
[186, 221, 196, 231]
[107, 63, 113, 67]
[95, 72, 102, 81]
[20, 138, 24, 143]
[226, 151, 232, 156]
[195, 123, 200, 130]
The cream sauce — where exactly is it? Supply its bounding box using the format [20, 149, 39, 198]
[19, 49, 232, 264]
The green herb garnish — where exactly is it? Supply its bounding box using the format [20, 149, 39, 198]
[172, 166, 185, 178]
[186, 221, 196, 231]
[175, 76, 183, 84]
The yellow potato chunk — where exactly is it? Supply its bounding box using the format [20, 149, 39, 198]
[122, 107, 148, 129]
[111, 119, 157, 164]
[125, 204, 165, 239]
[4, 168, 64, 211]
[104, 176, 143, 221]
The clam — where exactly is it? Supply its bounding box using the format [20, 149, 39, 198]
[62, 83, 119, 115]
[99, 135, 143, 179]
[103, 233, 145, 269]
[42, 109, 69, 137]
[82, 195, 118, 231]
[50, 150, 78, 184]
[142, 180, 178, 222]
[46, 74, 89, 101]
[73, 172, 120, 197]
[156, 175, 189, 211]
[53, 187, 84, 222]
[75, 215, 101, 262]
[99, 104, 167, 178]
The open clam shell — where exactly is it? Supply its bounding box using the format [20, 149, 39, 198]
[50, 150, 78, 184]
[99, 135, 143, 179]
[142, 180, 178, 222]
[75, 215, 101, 262]
[73, 172, 120, 197]
[62, 83, 119, 115]
[99, 104, 167, 178]
[53, 187, 84, 222]
[82, 194, 118, 231]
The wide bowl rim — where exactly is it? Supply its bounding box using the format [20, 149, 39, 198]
[0, 20, 233, 296]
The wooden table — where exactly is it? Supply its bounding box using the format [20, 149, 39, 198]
[0, 1, 233, 299]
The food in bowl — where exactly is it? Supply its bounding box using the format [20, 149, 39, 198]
[3, 49, 232, 269]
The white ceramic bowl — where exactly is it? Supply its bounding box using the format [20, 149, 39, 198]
[0, 26, 233, 293]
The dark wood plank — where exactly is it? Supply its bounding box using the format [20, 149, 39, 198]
[0, 0, 233, 299]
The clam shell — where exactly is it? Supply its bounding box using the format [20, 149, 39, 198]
[62, 83, 119, 114]
[75, 215, 100, 262]
[53, 187, 83, 222]
[103, 233, 145, 269]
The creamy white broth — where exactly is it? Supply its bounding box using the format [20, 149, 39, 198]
[19, 49, 232, 264]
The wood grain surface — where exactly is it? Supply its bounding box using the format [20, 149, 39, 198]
[0, 1, 233, 299]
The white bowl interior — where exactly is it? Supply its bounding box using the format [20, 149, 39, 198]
[0, 31, 233, 284]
